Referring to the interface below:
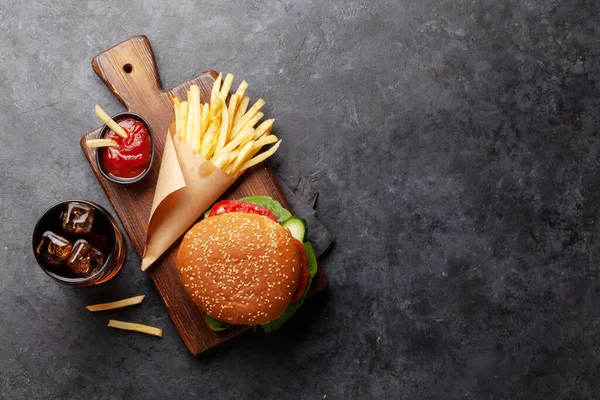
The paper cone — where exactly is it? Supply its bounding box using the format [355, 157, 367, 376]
[141, 123, 238, 270]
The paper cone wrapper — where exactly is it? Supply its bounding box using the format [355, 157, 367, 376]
[141, 123, 238, 271]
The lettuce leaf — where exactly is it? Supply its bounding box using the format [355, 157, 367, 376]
[239, 196, 292, 223]
[204, 314, 230, 331]
[261, 241, 318, 332]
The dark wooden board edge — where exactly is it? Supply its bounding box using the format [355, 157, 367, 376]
[80, 43, 328, 353]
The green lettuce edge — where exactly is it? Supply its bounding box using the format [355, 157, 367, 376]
[261, 242, 318, 332]
[204, 314, 230, 331]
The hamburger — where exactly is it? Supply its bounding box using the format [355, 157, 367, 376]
[178, 196, 317, 331]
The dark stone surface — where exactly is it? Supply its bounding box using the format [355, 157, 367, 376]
[1, 0, 600, 398]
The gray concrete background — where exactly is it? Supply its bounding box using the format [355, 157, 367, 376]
[2, 0, 600, 399]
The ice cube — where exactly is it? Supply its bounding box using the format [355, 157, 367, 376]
[36, 231, 73, 265]
[65, 239, 105, 277]
[61, 202, 95, 234]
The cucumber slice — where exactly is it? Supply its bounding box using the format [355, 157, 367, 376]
[282, 216, 307, 242]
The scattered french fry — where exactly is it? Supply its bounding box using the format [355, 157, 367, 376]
[107, 320, 163, 338]
[95, 105, 128, 139]
[170, 73, 281, 175]
[86, 295, 145, 312]
[85, 139, 118, 148]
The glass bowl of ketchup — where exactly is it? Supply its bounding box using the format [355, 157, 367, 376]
[96, 112, 154, 184]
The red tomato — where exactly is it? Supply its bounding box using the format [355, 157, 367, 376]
[208, 200, 278, 222]
[291, 240, 309, 303]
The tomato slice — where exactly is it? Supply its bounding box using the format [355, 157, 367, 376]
[291, 240, 309, 303]
[208, 200, 278, 222]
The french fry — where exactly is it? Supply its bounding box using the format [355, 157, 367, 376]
[223, 151, 240, 174]
[219, 124, 255, 155]
[215, 94, 229, 155]
[204, 138, 218, 160]
[253, 119, 274, 139]
[201, 119, 220, 159]
[227, 94, 239, 137]
[239, 140, 282, 171]
[179, 101, 188, 140]
[232, 99, 265, 137]
[210, 73, 222, 106]
[253, 134, 278, 149]
[233, 96, 250, 127]
[210, 74, 224, 118]
[235, 80, 248, 98]
[85, 139, 118, 148]
[229, 140, 255, 174]
[95, 105, 128, 139]
[185, 94, 194, 146]
[172, 97, 181, 134]
[200, 103, 210, 137]
[212, 153, 229, 169]
[224, 151, 238, 168]
[210, 99, 224, 119]
[107, 320, 163, 338]
[237, 112, 264, 137]
[190, 85, 201, 152]
[195, 101, 203, 151]
[220, 73, 234, 98]
[86, 295, 145, 312]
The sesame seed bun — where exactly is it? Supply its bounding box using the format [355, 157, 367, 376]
[178, 212, 301, 325]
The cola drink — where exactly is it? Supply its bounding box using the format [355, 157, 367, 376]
[32, 201, 125, 286]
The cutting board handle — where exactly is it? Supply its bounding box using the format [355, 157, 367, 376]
[92, 35, 164, 114]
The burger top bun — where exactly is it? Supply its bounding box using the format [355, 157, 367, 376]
[178, 212, 301, 325]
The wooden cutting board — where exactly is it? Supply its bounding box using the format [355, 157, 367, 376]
[79, 36, 328, 355]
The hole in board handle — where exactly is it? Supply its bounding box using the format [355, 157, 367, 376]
[123, 64, 133, 73]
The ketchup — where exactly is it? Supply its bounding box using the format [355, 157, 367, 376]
[100, 118, 152, 179]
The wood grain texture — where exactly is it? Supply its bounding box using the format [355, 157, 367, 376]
[80, 36, 328, 355]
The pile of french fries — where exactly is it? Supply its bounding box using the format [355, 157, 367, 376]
[172, 73, 281, 175]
